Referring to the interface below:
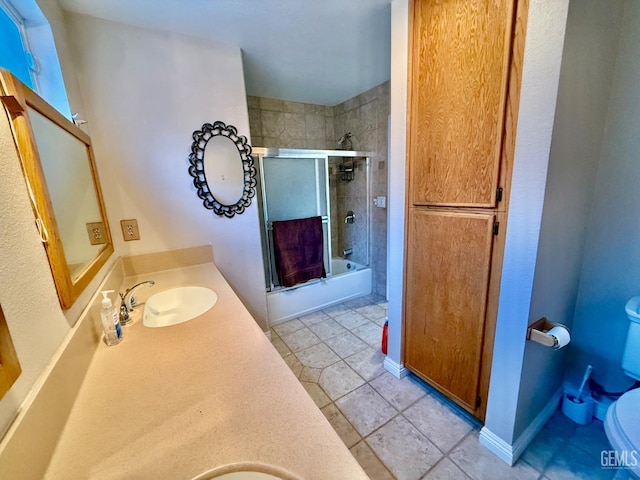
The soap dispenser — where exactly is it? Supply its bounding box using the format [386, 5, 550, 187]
[100, 290, 122, 346]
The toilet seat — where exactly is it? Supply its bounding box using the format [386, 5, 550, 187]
[604, 388, 640, 478]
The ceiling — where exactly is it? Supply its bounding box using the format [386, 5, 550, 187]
[57, 0, 392, 106]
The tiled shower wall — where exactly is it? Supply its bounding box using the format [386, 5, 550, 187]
[247, 81, 389, 296]
[333, 83, 389, 297]
[329, 157, 369, 269]
[247, 96, 336, 150]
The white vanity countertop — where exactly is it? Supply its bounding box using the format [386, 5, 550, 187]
[44, 263, 368, 480]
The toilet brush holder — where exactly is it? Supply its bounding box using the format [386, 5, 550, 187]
[562, 392, 594, 425]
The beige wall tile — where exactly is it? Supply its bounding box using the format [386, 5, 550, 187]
[283, 100, 306, 114]
[305, 114, 326, 139]
[261, 110, 285, 137]
[260, 97, 284, 111]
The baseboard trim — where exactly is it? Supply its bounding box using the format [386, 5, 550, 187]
[480, 387, 563, 465]
[384, 357, 409, 379]
[264, 330, 272, 340]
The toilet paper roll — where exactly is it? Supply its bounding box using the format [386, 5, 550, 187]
[548, 325, 571, 349]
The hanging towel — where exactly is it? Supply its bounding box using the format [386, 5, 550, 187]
[272, 216, 326, 287]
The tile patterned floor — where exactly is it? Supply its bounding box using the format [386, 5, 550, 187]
[269, 294, 630, 480]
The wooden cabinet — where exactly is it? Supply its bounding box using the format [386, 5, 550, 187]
[403, 0, 528, 419]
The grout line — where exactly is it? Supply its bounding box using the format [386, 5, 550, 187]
[443, 429, 487, 480]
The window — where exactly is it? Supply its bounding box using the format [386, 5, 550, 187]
[0, 0, 71, 118]
[0, 1, 35, 88]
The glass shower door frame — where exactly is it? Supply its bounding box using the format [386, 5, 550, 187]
[258, 149, 333, 292]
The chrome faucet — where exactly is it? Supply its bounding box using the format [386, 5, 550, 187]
[345, 210, 355, 224]
[119, 280, 155, 324]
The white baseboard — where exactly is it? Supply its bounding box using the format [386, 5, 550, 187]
[480, 387, 563, 466]
[264, 330, 272, 340]
[384, 357, 409, 379]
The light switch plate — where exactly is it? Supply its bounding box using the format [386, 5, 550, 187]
[86, 222, 107, 245]
[120, 219, 140, 241]
[373, 196, 387, 208]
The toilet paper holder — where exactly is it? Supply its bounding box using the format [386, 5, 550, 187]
[527, 317, 570, 348]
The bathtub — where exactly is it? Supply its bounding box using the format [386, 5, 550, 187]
[267, 258, 372, 325]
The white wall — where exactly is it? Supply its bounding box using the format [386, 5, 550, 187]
[64, 13, 269, 328]
[482, 0, 570, 446]
[0, 100, 70, 439]
[570, 0, 640, 392]
[0, 0, 115, 439]
[385, 0, 408, 370]
[514, 0, 625, 439]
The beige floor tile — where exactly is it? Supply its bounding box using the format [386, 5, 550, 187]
[449, 432, 540, 480]
[272, 318, 305, 336]
[544, 442, 615, 480]
[521, 426, 568, 472]
[319, 361, 366, 400]
[569, 420, 611, 457]
[280, 327, 321, 352]
[323, 303, 353, 317]
[370, 372, 427, 411]
[299, 366, 322, 383]
[295, 343, 340, 368]
[345, 296, 374, 309]
[301, 381, 331, 409]
[298, 310, 330, 326]
[423, 457, 471, 480]
[324, 331, 369, 358]
[333, 310, 371, 330]
[544, 410, 579, 440]
[367, 415, 443, 480]
[350, 441, 395, 480]
[308, 318, 348, 340]
[270, 336, 291, 357]
[403, 394, 475, 453]
[355, 304, 387, 322]
[283, 353, 303, 378]
[352, 321, 383, 346]
[321, 403, 361, 448]
[344, 347, 387, 381]
[335, 384, 397, 436]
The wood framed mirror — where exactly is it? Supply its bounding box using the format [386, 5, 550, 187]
[0, 303, 21, 400]
[0, 69, 113, 309]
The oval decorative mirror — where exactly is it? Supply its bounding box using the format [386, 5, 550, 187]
[188, 121, 257, 218]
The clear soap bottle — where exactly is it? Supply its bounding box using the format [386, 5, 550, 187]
[100, 290, 122, 346]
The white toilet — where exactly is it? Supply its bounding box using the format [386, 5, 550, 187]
[603, 296, 640, 479]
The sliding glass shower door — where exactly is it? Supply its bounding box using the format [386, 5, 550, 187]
[260, 154, 331, 290]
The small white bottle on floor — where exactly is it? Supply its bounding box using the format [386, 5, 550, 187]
[100, 290, 122, 346]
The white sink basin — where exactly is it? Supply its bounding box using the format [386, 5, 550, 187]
[204, 473, 284, 480]
[191, 463, 297, 480]
[143, 286, 217, 328]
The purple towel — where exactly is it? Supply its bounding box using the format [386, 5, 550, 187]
[272, 216, 326, 287]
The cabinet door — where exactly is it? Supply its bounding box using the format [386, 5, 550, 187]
[408, 0, 515, 207]
[404, 210, 495, 410]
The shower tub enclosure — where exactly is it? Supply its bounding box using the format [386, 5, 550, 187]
[255, 148, 372, 324]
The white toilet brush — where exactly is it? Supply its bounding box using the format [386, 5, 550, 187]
[575, 365, 593, 403]
[562, 364, 595, 424]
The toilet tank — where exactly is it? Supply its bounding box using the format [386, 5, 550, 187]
[623, 297, 640, 380]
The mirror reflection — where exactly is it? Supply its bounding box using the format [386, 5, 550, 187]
[0, 69, 114, 309]
[28, 107, 104, 278]
[204, 135, 244, 206]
